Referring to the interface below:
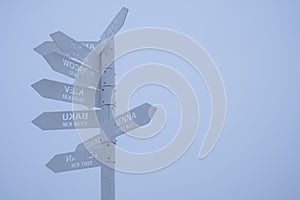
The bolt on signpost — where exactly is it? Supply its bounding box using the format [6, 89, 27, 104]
[32, 7, 158, 200]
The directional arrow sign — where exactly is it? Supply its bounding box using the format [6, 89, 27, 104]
[31, 79, 101, 108]
[32, 103, 157, 132]
[34, 41, 98, 57]
[110, 102, 158, 138]
[50, 31, 91, 61]
[45, 7, 128, 63]
[43, 52, 100, 87]
[34, 41, 66, 56]
[32, 110, 101, 130]
[46, 150, 102, 173]
[100, 7, 129, 42]
[75, 103, 157, 151]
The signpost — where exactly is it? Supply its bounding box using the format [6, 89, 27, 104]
[43, 52, 100, 86]
[50, 31, 92, 62]
[32, 110, 100, 130]
[34, 41, 65, 56]
[32, 79, 101, 107]
[99, 7, 129, 42]
[32, 7, 157, 200]
[46, 149, 102, 173]
[75, 103, 157, 151]
[32, 103, 156, 132]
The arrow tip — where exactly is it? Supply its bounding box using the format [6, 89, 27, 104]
[45, 160, 51, 168]
[34, 42, 48, 55]
[31, 82, 38, 91]
[31, 117, 39, 128]
[148, 105, 158, 119]
[46, 158, 59, 173]
[121, 6, 129, 12]
[31, 79, 47, 97]
[34, 41, 59, 56]
[31, 114, 47, 131]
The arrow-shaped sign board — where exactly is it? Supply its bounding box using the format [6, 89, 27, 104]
[34, 41, 98, 57]
[100, 7, 129, 42]
[43, 52, 100, 87]
[32, 79, 101, 108]
[34, 41, 66, 56]
[109, 102, 157, 138]
[32, 103, 157, 132]
[47, 140, 115, 173]
[75, 103, 157, 151]
[45, 7, 128, 63]
[46, 150, 101, 173]
[32, 110, 101, 130]
[50, 31, 91, 61]
[35, 41, 102, 72]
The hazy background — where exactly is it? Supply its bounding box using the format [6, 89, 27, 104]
[1, 0, 299, 199]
